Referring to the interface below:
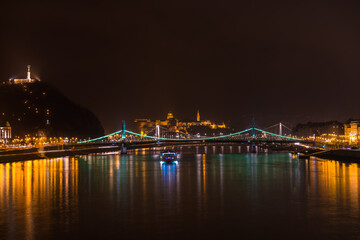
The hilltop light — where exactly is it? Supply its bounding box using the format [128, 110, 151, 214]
[11, 65, 40, 84]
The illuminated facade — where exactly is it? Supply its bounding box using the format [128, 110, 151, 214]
[344, 120, 360, 144]
[134, 111, 227, 134]
[293, 121, 344, 137]
[10, 65, 39, 84]
[0, 121, 11, 143]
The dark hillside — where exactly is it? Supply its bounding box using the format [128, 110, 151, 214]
[0, 81, 104, 138]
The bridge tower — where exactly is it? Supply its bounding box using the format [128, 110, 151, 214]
[279, 122, 283, 136]
[155, 125, 160, 139]
[251, 120, 256, 153]
[121, 121, 127, 154]
[251, 120, 256, 138]
[121, 121, 126, 139]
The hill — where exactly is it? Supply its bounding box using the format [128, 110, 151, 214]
[0, 81, 104, 138]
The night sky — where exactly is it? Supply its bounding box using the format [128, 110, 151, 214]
[2, 0, 360, 133]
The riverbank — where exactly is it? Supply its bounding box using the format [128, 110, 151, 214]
[2, 144, 359, 164]
[311, 149, 360, 162]
[0, 144, 121, 163]
[299, 149, 360, 163]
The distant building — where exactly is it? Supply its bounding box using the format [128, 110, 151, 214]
[10, 65, 39, 84]
[292, 121, 344, 137]
[0, 121, 11, 143]
[344, 120, 360, 144]
[134, 111, 227, 135]
[134, 119, 156, 135]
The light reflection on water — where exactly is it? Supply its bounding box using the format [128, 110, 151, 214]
[0, 152, 360, 239]
[0, 158, 78, 240]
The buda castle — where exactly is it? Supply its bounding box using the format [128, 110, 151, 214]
[134, 111, 227, 135]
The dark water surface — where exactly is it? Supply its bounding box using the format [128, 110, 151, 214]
[1, 150, 360, 240]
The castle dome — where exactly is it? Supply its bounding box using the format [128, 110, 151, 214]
[167, 112, 174, 120]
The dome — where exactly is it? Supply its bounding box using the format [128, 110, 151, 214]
[167, 112, 174, 120]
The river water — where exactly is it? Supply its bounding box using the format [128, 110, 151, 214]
[0, 147, 360, 240]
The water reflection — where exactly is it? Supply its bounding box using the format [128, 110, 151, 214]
[308, 158, 359, 216]
[0, 153, 360, 239]
[0, 157, 78, 240]
[160, 161, 180, 216]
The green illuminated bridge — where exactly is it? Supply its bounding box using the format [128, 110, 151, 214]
[78, 122, 313, 152]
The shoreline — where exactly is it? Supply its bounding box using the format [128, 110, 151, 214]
[310, 149, 360, 163]
[2, 145, 360, 164]
[0, 145, 121, 163]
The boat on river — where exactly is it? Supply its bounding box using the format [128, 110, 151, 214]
[160, 151, 178, 162]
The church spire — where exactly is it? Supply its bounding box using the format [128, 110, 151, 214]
[196, 110, 200, 122]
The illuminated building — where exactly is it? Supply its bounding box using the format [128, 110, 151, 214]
[10, 65, 39, 84]
[133, 119, 154, 135]
[0, 120, 11, 143]
[344, 120, 360, 144]
[292, 121, 344, 138]
[134, 111, 228, 134]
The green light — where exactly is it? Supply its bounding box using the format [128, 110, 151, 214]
[78, 127, 303, 144]
[78, 130, 123, 144]
[254, 128, 302, 141]
[124, 129, 253, 141]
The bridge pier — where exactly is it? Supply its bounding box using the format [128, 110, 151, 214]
[251, 144, 257, 153]
[121, 143, 127, 154]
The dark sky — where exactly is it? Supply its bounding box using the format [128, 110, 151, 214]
[1, 0, 360, 133]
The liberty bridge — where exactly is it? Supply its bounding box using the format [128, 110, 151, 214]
[78, 121, 314, 154]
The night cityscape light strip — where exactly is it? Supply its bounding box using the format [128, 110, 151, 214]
[79, 127, 302, 144]
[254, 128, 302, 141]
[78, 130, 123, 144]
[124, 128, 253, 141]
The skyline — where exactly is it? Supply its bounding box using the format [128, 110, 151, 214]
[2, 2, 360, 240]
[4, 63, 359, 133]
[2, 1, 360, 132]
